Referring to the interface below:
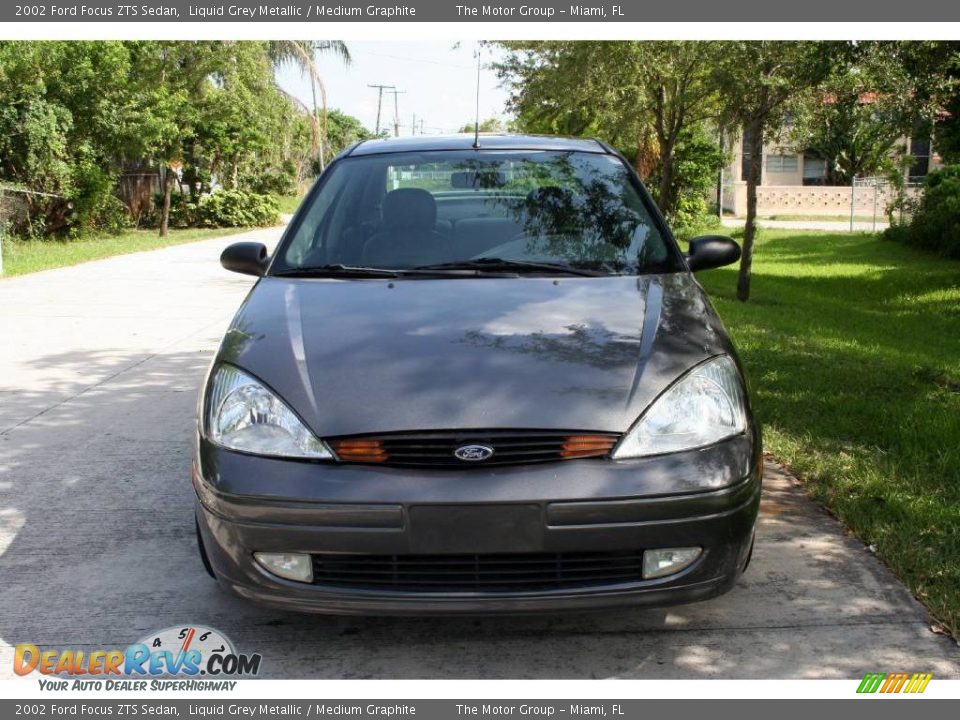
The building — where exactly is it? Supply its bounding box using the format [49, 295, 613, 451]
[721, 126, 942, 218]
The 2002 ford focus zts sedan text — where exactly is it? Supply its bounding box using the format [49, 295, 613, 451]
[193, 134, 762, 614]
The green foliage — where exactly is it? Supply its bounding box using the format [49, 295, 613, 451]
[89, 196, 135, 234]
[648, 126, 725, 233]
[884, 165, 960, 258]
[0, 41, 139, 236]
[495, 41, 725, 220]
[198, 190, 280, 228]
[162, 190, 279, 229]
[903, 41, 960, 164]
[459, 117, 508, 134]
[325, 109, 378, 161]
[0, 41, 332, 238]
[239, 167, 299, 197]
[789, 43, 943, 185]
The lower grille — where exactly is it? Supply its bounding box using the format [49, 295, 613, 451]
[328, 430, 620, 467]
[311, 550, 645, 592]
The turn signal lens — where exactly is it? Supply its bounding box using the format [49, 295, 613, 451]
[560, 435, 617, 458]
[330, 439, 388, 463]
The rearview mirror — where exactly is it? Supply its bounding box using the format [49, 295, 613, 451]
[220, 242, 269, 277]
[686, 235, 741, 272]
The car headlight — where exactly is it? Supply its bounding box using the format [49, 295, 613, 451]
[612, 355, 747, 459]
[205, 364, 333, 459]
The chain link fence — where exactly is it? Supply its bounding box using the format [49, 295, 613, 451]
[851, 176, 923, 232]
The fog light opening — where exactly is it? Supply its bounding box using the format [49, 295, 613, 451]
[642, 547, 702, 579]
[253, 552, 313, 583]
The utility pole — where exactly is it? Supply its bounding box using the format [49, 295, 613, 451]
[411, 113, 416, 136]
[386, 88, 406, 137]
[367, 84, 394, 135]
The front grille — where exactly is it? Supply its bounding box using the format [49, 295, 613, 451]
[311, 550, 645, 592]
[328, 429, 620, 467]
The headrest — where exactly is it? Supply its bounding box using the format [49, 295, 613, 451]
[382, 188, 437, 231]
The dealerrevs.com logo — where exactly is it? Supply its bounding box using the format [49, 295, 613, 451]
[14, 625, 261, 691]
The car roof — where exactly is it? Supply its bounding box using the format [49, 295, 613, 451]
[345, 134, 613, 157]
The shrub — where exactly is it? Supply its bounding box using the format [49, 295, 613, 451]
[146, 190, 280, 229]
[884, 165, 960, 258]
[90, 195, 134, 234]
[196, 190, 280, 228]
[239, 164, 298, 197]
[672, 208, 722, 242]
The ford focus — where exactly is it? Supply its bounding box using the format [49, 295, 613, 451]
[193, 134, 761, 614]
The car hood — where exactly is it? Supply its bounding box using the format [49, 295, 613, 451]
[216, 273, 735, 437]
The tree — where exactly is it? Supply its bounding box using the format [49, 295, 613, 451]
[0, 41, 149, 235]
[790, 43, 945, 185]
[268, 41, 351, 170]
[459, 117, 508, 134]
[130, 42, 221, 237]
[495, 41, 724, 222]
[326, 109, 377, 158]
[0, 41, 320, 238]
[896, 42, 960, 163]
[715, 42, 834, 301]
[131, 42, 318, 235]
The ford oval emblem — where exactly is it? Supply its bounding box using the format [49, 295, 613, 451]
[454, 444, 495, 462]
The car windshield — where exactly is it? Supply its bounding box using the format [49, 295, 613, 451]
[273, 149, 683, 276]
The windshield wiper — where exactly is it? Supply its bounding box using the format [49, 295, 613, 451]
[273, 264, 406, 278]
[415, 258, 608, 277]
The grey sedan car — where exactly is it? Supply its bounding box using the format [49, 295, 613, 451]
[194, 134, 761, 614]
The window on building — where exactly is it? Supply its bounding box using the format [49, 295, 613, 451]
[802, 153, 829, 186]
[766, 154, 799, 173]
[909, 135, 932, 182]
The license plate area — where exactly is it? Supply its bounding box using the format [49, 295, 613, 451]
[408, 504, 543, 553]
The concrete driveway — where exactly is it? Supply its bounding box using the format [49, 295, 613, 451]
[1, 228, 958, 679]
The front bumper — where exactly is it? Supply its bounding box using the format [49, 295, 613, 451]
[193, 432, 761, 615]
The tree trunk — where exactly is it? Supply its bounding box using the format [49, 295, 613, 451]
[309, 77, 324, 172]
[633, 131, 659, 180]
[657, 141, 675, 218]
[737, 118, 763, 302]
[159, 168, 174, 238]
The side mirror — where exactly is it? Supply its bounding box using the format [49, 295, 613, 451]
[686, 235, 741, 272]
[220, 242, 268, 277]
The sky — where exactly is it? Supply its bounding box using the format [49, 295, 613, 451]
[275, 41, 512, 137]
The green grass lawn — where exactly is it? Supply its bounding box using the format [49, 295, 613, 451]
[0, 227, 243, 277]
[698, 229, 960, 636]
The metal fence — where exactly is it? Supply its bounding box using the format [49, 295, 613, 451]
[851, 176, 923, 231]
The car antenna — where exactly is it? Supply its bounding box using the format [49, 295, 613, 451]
[472, 43, 481, 149]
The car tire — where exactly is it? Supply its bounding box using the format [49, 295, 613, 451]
[195, 516, 216, 579]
